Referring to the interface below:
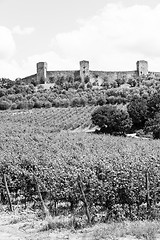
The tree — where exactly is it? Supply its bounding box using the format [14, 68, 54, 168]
[144, 113, 160, 139]
[70, 97, 82, 107]
[147, 91, 160, 118]
[127, 78, 137, 87]
[115, 78, 125, 87]
[91, 105, 132, 135]
[86, 82, 92, 89]
[127, 96, 148, 129]
[0, 100, 11, 110]
[16, 100, 28, 109]
[84, 76, 90, 84]
[44, 101, 52, 108]
[0, 88, 6, 97]
[79, 83, 85, 90]
[96, 97, 106, 106]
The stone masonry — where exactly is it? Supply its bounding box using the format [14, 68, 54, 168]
[22, 60, 160, 85]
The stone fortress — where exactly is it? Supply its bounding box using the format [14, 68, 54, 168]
[22, 60, 160, 85]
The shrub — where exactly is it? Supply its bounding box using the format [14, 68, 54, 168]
[0, 100, 11, 110]
[84, 76, 90, 84]
[59, 99, 70, 108]
[153, 127, 160, 139]
[28, 100, 35, 109]
[74, 76, 81, 83]
[79, 97, 87, 107]
[127, 96, 148, 129]
[72, 82, 80, 89]
[16, 101, 28, 109]
[106, 96, 117, 104]
[115, 78, 125, 87]
[11, 103, 17, 110]
[91, 105, 132, 135]
[44, 101, 52, 108]
[147, 91, 160, 118]
[127, 78, 137, 87]
[86, 82, 92, 89]
[78, 83, 85, 90]
[34, 100, 44, 108]
[0, 88, 6, 97]
[70, 97, 81, 107]
[144, 113, 160, 139]
[51, 100, 60, 108]
[37, 85, 45, 92]
[96, 98, 106, 106]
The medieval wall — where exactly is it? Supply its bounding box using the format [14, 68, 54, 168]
[21, 74, 37, 85]
[46, 70, 80, 83]
[89, 70, 138, 82]
[22, 60, 157, 85]
[148, 71, 160, 79]
[46, 70, 138, 83]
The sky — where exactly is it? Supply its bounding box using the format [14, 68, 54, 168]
[1, 0, 160, 79]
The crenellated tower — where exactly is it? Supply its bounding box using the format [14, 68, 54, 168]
[136, 60, 148, 76]
[80, 60, 89, 82]
[37, 62, 47, 84]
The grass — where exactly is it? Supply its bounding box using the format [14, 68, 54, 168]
[39, 215, 74, 231]
[92, 221, 160, 240]
[1, 206, 160, 240]
[39, 217, 160, 239]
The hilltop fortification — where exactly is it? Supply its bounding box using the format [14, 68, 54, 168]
[22, 60, 160, 85]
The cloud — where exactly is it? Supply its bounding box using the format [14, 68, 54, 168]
[49, 3, 160, 71]
[0, 60, 23, 79]
[2, 2, 160, 79]
[16, 51, 78, 79]
[12, 26, 35, 35]
[0, 26, 16, 60]
[0, 25, 34, 79]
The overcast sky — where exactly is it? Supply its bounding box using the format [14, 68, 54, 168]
[1, 0, 160, 79]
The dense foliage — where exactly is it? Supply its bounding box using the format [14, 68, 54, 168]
[0, 130, 160, 220]
[127, 97, 148, 129]
[0, 75, 160, 112]
[0, 109, 160, 221]
[91, 105, 132, 135]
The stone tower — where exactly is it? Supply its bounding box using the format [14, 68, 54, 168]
[80, 60, 89, 82]
[37, 62, 47, 84]
[136, 60, 148, 76]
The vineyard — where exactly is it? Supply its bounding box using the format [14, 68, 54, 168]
[0, 106, 97, 136]
[0, 106, 160, 225]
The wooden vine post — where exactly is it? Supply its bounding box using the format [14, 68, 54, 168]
[34, 176, 50, 218]
[77, 175, 91, 225]
[3, 174, 13, 211]
[145, 170, 151, 211]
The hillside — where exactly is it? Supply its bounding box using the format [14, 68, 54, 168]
[0, 105, 160, 239]
[0, 106, 97, 137]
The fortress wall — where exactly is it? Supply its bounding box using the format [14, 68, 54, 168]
[21, 60, 154, 85]
[90, 70, 138, 81]
[47, 70, 80, 82]
[21, 74, 37, 84]
[46, 70, 138, 83]
[148, 72, 160, 79]
[22, 70, 138, 85]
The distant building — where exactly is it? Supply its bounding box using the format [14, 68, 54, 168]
[21, 60, 160, 85]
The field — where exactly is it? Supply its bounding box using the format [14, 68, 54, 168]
[0, 106, 97, 135]
[0, 106, 160, 239]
